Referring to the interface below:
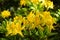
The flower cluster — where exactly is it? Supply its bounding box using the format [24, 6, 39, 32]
[0, 0, 56, 40]
[20, 0, 54, 9]
[6, 11, 55, 37]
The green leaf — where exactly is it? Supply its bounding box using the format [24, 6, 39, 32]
[44, 26, 51, 36]
[38, 26, 44, 38]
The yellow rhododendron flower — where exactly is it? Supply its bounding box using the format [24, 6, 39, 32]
[31, 0, 39, 4]
[20, 0, 26, 6]
[6, 20, 25, 37]
[44, 1, 53, 9]
[15, 22, 25, 37]
[6, 21, 13, 36]
[41, 0, 54, 9]
[27, 11, 35, 23]
[1, 10, 10, 18]
[42, 11, 55, 31]
[14, 16, 22, 21]
[6, 10, 55, 37]
[22, 17, 29, 26]
[34, 15, 40, 26]
[43, 11, 54, 25]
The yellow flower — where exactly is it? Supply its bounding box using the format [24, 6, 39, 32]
[6, 20, 25, 37]
[15, 22, 25, 37]
[44, 1, 53, 9]
[20, 0, 26, 6]
[43, 11, 54, 25]
[6, 21, 13, 36]
[31, 0, 39, 4]
[35, 11, 44, 26]
[22, 17, 29, 26]
[27, 11, 35, 23]
[41, 11, 55, 31]
[34, 13, 40, 26]
[43, 11, 51, 19]
[1, 10, 10, 18]
[13, 16, 23, 23]
[41, 0, 54, 9]
[14, 16, 22, 20]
